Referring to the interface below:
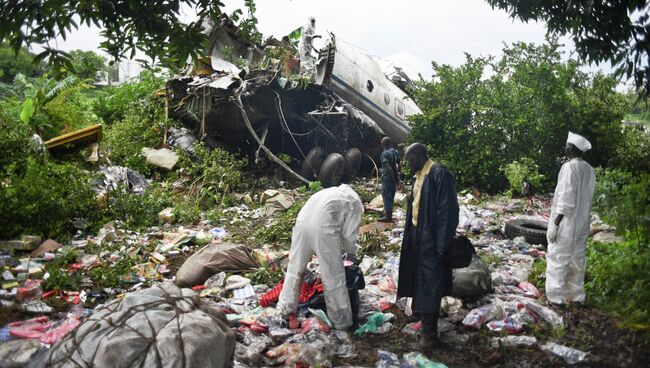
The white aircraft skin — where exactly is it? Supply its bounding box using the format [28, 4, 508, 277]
[314, 35, 422, 144]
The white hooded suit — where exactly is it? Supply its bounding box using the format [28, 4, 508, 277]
[277, 184, 363, 329]
[546, 157, 595, 304]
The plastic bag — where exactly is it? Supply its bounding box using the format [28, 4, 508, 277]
[375, 350, 400, 368]
[302, 317, 329, 333]
[354, 312, 387, 335]
[490, 335, 537, 348]
[518, 281, 541, 298]
[524, 300, 563, 327]
[16, 279, 42, 302]
[308, 308, 333, 328]
[204, 272, 227, 289]
[462, 303, 505, 329]
[486, 317, 523, 334]
[236, 330, 272, 365]
[401, 321, 422, 335]
[40, 314, 81, 345]
[330, 330, 356, 358]
[402, 352, 448, 368]
[541, 342, 588, 365]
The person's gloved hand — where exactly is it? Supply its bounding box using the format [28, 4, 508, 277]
[547, 223, 559, 244]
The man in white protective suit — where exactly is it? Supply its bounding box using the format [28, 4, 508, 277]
[277, 183, 363, 330]
[299, 17, 320, 75]
[546, 132, 596, 306]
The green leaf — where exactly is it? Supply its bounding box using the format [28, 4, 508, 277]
[20, 97, 35, 123]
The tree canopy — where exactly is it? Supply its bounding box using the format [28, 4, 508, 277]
[0, 0, 224, 75]
[485, 1, 650, 98]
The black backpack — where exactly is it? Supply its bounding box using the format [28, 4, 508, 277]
[445, 235, 475, 269]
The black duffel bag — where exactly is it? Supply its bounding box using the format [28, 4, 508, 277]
[445, 235, 475, 269]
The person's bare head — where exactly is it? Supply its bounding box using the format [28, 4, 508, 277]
[404, 143, 429, 172]
[381, 136, 392, 149]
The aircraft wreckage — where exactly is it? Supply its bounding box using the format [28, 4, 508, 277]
[167, 15, 422, 186]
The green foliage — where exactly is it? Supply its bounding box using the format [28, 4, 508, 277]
[0, 157, 100, 241]
[0, 44, 43, 83]
[68, 50, 108, 81]
[247, 266, 284, 287]
[252, 197, 307, 249]
[0, 102, 33, 172]
[177, 143, 247, 208]
[411, 40, 628, 192]
[0, 1, 226, 73]
[485, 0, 650, 100]
[93, 72, 165, 125]
[229, 0, 263, 44]
[12, 73, 93, 139]
[593, 169, 650, 247]
[586, 239, 650, 331]
[528, 258, 547, 292]
[105, 184, 173, 230]
[501, 158, 544, 196]
[88, 256, 137, 288]
[101, 74, 167, 172]
[610, 126, 650, 175]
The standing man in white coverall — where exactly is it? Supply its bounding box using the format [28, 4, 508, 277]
[299, 17, 320, 75]
[277, 184, 363, 330]
[546, 132, 596, 306]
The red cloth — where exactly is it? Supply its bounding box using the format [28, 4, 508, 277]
[259, 278, 324, 307]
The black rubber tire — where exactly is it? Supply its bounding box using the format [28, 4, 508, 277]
[505, 218, 548, 246]
[318, 153, 345, 188]
[343, 147, 362, 182]
[301, 146, 325, 180]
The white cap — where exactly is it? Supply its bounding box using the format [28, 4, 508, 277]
[567, 132, 592, 152]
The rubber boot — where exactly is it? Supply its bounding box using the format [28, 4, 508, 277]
[418, 313, 443, 352]
[378, 210, 392, 223]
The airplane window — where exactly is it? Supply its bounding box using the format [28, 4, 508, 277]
[366, 80, 374, 92]
[395, 100, 405, 118]
[384, 93, 390, 105]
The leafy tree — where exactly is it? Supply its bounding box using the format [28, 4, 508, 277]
[485, 0, 650, 99]
[411, 40, 628, 192]
[0, 44, 43, 82]
[69, 49, 108, 81]
[0, 0, 225, 74]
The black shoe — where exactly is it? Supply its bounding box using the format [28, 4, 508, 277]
[417, 333, 444, 352]
[378, 211, 393, 222]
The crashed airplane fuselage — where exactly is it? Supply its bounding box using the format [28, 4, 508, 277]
[167, 19, 421, 185]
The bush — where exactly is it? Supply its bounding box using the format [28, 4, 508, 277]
[593, 168, 649, 247]
[611, 126, 650, 175]
[177, 143, 247, 208]
[410, 40, 628, 192]
[586, 239, 650, 331]
[0, 158, 100, 241]
[93, 72, 165, 125]
[501, 158, 544, 196]
[105, 184, 173, 230]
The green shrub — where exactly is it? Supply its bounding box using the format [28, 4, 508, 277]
[177, 144, 247, 208]
[105, 184, 173, 230]
[501, 158, 544, 196]
[0, 158, 100, 241]
[102, 106, 165, 174]
[611, 126, 650, 175]
[586, 239, 650, 332]
[410, 40, 628, 192]
[593, 168, 649, 247]
[93, 73, 165, 125]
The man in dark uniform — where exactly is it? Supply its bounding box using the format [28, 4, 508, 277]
[378, 136, 400, 222]
[397, 143, 459, 350]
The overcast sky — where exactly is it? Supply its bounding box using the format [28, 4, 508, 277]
[50, 0, 616, 81]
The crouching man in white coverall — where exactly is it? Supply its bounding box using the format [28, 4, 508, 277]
[546, 132, 596, 306]
[277, 184, 363, 329]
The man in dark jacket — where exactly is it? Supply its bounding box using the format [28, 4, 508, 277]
[397, 143, 459, 350]
[378, 136, 400, 222]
